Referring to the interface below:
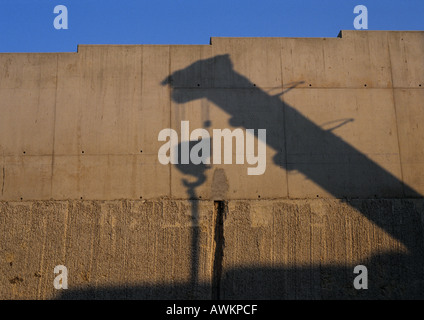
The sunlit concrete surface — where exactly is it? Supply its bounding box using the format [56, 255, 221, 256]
[0, 31, 423, 299]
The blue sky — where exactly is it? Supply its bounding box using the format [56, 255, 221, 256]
[0, 0, 423, 52]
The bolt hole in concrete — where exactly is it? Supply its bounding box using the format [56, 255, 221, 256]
[309, 84, 312, 87]
[20, 197, 23, 200]
[81, 151, 84, 154]
[364, 84, 367, 87]
[23, 151, 26, 154]
[140, 150, 143, 153]
[80, 197, 83, 200]
[253, 84, 256, 86]
[140, 196, 142, 199]
[197, 84, 200, 86]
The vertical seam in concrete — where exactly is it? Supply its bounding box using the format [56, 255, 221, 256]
[280, 46, 290, 199]
[387, 35, 406, 196]
[50, 54, 59, 197]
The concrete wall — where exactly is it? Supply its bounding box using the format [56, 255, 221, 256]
[0, 30, 424, 299]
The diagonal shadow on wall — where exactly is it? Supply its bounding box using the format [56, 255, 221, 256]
[58, 54, 424, 300]
[162, 54, 423, 252]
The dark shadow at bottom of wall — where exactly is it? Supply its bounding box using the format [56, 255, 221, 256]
[57, 252, 424, 300]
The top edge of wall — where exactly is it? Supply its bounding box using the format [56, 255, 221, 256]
[338, 29, 424, 38]
[1, 30, 424, 54]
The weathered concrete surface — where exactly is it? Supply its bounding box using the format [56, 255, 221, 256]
[221, 199, 424, 299]
[1, 31, 424, 299]
[1, 199, 423, 299]
[0, 200, 215, 299]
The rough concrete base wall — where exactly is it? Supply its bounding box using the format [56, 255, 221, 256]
[1, 199, 423, 299]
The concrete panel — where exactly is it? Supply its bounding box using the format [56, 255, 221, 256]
[211, 38, 283, 88]
[51, 154, 168, 200]
[54, 46, 143, 156]
[393, 89, 424, 195]
[169, 88, 287, 200]
[169, 45, 213, 87]
[388, 31, 424, 88]
[0, 54, 57, 156]
[282, 88, 403, 198]
[221, 199, 424, 299]
[0, 53, 57, 89]
[52, 46, 172, 200]
[140, 45, 172, 155]
[0, 156, 52, 201]
[52, 53, 82, 155]
[281, 31, 392, 88]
